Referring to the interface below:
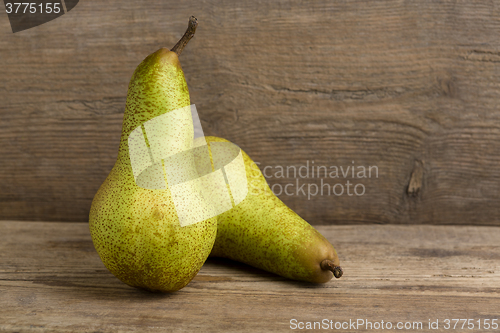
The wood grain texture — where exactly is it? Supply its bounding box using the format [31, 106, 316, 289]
[0, 221, 499, 332]
[0, 1, 499, 224]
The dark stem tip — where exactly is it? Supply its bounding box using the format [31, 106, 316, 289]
[170, 16, 198, 56]
[333, 266, 343, 279]
[320, 259, 343, 279]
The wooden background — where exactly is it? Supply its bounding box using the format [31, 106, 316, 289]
[1, 0, 499, 224]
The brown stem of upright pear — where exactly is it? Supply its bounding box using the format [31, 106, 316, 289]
[171, 16, 198, 56]
[320, 260, 343, 279]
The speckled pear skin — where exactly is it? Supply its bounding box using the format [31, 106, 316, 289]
[205, 136, 340, 283]
[89, 48, 217, 293]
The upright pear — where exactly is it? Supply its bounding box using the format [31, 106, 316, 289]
[89, 17, 217, 292]
[205, 136, 343, 283]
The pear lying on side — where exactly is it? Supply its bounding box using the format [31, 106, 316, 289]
[204, 136, 343, 283]
[89, 17, 217, 292]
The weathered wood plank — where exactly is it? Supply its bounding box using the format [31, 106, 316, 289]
[0, 1, 500, 224]
[0, 221, 499, 332]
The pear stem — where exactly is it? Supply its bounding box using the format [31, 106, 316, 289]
[320, 260, 343, 279]
[171, 16, 198, 56]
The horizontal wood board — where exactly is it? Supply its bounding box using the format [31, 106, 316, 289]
[0, 1, 499, 224]
[1, 221, 499, 332]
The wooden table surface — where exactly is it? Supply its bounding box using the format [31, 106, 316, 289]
[1, 221, 499, 332]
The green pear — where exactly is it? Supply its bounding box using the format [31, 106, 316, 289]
[89, 17, 217, 292]
[204, 136, 343, 283]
